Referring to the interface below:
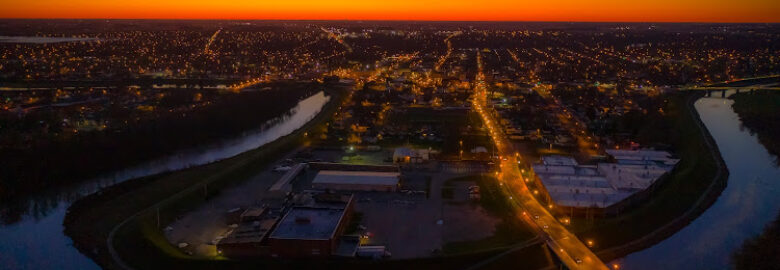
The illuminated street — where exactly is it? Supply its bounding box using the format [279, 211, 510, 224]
[472, 51, 609, 270]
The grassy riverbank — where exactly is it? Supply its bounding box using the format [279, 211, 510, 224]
[729, 91, 780, 270]
[64, 85, 346, 269]
[732, 210, 780, 270]
[1, 82, 318, 222]
[730, 90, 780, 164]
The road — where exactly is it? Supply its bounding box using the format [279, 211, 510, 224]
[472, 52, 609, 270]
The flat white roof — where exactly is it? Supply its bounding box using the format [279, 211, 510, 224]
[541, 155, 578, 166]
[313, 170, 400, 186]
[269, 207, 346, 240]
[270, 163, 306, 191]
[533, 153, 677, 208]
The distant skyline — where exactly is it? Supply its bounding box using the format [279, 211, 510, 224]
[1, 0, 779, 23]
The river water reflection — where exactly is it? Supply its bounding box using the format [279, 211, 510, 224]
[0, 91, 330, 269]
[618, 91, 780, 269]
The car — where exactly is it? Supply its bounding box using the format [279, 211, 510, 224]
[574, 258, 583, 264]
[534, 215, 540, 219]
[542, 224, 549, 229]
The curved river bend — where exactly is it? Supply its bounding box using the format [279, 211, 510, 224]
[1, 90, 778, 269]
[0, 91, 330, 269]
[618, 91, 780, 269]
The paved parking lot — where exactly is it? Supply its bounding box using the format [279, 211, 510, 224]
[354, 192, 442, 258]
[354, 172, 504, 258]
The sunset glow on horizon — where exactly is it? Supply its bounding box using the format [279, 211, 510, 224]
[1, 0, 779, 22]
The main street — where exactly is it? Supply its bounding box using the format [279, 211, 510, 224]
[472, 52, 609, 270]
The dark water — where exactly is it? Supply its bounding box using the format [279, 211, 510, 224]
[616, 91, 780, 269]
[0, 91, 329, 269]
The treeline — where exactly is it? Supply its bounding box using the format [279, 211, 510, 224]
[732, 210, 780, 270]
[0, 83, 322, 205]
[730, 91, 780, 164]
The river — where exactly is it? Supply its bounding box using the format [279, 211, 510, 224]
[0, 91, 330, 269]
[617, 90, 780, 269]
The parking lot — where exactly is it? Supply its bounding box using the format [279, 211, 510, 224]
[164, 146, 504, 259]
[353, 172, 503, 258]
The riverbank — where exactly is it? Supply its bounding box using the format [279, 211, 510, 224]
[618, 89, 780, 269]
[0, 81, 318, 213]
[63, 85, 346, 269]
[568, 92, 730, 261]
[730, 90, 780, 164]
[728, 91, 780, 270]
[732, 210, 780, 270]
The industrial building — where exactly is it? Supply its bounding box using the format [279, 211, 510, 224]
[532, 150, 679, 216]
[268, 194, 355, 258]
[392, 147, 432, 163]
[217, 207, 282, 257]
[217, 193, 355, 258]
[312, 170, 400, 192]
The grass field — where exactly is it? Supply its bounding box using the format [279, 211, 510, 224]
[442, 175, 535, 255]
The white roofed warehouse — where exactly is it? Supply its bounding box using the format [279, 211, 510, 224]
[312, 170, 401, 192]
[531, 151, 679, 217]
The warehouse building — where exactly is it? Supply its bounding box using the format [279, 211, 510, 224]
[268, 194, 355, 257]
[532, 151, 679, 216]
[217, 208, 282, 257]
[312, 170, 400, 192]
[218, 193, 355, 258]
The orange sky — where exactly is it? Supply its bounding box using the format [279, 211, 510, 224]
[1, 0, 779, 22]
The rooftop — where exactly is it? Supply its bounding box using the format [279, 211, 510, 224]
[219, 217, 279, 245]
[269, 207, 347, 240]
[606, 149, 679, 167]
[541, 155, 579, 166]
[312, 170, 400, 186]
[533, 150, 678, 208]
[269, 163, 306, 192]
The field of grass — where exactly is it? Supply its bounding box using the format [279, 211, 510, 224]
[474, 243, 554, 270]
[441, 175, 535, 255]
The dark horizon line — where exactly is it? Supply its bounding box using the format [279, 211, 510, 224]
[0, 17, 778, 24]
